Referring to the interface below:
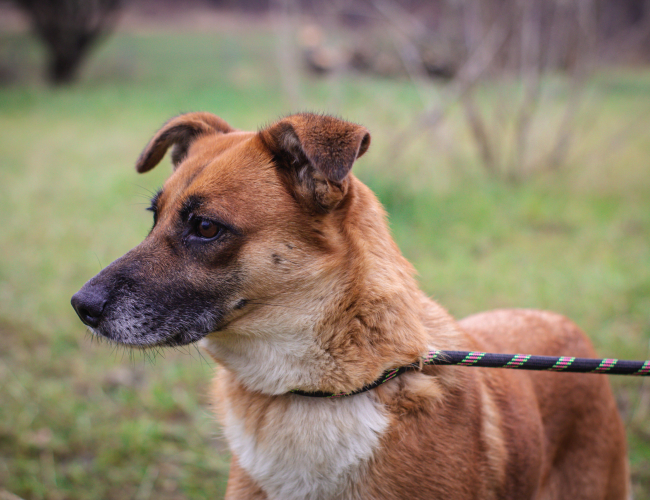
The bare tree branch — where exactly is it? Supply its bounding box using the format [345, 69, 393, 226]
[272, 0, 304, 107]
[507, 0, 543, 180]
[546, 0, 597, 171]
[383, 12, 509, 167]
[462, 92, 497, 176]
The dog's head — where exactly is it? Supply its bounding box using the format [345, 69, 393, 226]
[71, 112, 371, 349]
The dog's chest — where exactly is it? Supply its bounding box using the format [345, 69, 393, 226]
[222, 393, 389, 500]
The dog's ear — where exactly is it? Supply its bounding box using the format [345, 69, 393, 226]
[136, 112, 233, 173]
[258, 113, 371, 212]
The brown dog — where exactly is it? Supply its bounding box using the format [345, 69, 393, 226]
[72, 112, 629, 499]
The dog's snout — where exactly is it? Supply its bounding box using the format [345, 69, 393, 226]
[71, 286, 108, 328]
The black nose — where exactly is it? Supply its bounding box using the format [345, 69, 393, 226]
[71, 287, 108, 328]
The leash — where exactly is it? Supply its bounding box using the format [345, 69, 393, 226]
[291, 350, 650, 398]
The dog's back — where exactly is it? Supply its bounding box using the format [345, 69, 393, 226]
[460, 309, 629, 500]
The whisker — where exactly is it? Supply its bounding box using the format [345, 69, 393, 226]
[91, 251, 104, 271]
[193, 343, 211, 369]
[144, 348, 155, 366]
[132, 183, 161, 198]
[155, 345, 165, 359]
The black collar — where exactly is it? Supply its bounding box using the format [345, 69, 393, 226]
[289, 364, 421, 398]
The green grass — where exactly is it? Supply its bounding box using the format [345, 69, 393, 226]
[1, 23, 649, 499]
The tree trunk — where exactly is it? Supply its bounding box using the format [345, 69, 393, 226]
[15, 0, 121, 86]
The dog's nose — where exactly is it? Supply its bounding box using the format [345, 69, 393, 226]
[71, 287, 108, 328]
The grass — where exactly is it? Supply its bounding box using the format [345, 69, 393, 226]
[1, 19, 649, 499]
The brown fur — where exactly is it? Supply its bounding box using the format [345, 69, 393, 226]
[72, 112, 629, 499]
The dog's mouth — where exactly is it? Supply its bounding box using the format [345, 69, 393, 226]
[85, 323, 216, 348]
[72, 284, 230, 348]
[80, 313, 220, 348]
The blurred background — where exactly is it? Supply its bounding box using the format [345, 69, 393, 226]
[0, 0, 649, 498]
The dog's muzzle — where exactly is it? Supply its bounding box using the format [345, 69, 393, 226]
[71, 250, 233, 347]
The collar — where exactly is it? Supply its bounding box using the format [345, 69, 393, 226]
[288, 353, 439, 398]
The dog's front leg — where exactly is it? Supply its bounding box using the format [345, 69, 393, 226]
[225, 456, 269, 500]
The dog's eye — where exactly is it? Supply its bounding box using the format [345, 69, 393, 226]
[197, 219, 221, 239]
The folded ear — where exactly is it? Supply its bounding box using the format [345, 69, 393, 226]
[258, 113, 370, 212]
[136, 112, 233, 173]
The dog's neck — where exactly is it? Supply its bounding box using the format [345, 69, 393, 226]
[201, 177, 460, 396]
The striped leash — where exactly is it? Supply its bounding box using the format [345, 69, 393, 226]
[291, 350, 650, 398]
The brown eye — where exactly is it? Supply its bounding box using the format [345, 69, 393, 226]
[198, 219, 220, 239]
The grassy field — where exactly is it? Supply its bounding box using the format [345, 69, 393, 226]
[1, 18, 650, 499]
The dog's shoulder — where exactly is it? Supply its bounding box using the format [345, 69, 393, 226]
[459, 308, 597, 358]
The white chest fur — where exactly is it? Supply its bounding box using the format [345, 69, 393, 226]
[222, 393, 389, 500]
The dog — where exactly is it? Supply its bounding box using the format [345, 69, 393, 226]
[72, 112, 629, 499]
